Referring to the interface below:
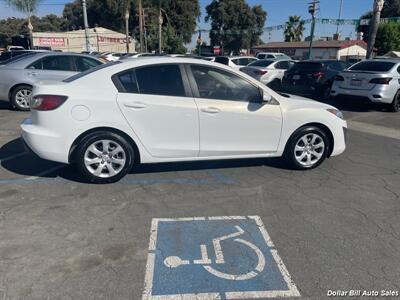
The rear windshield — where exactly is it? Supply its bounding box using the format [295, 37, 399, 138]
[0, 52, 37, 65]
[248, 60, 275, 67]
[349, 61, 395, 72]
[214, 57, 229, 65]
[290, 62, 323, 73]
[63, 61, 120, 82]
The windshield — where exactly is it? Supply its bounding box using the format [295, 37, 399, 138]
[248, 60, 275, 67]
[290, 62, 322, 73]
[349, 61, 395, 72]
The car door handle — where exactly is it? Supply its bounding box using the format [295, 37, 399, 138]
[201, 107, 220, 114]
[124, 101, 146, 109]
[27, 71, 38, 76]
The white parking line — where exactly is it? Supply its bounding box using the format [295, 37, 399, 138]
[348, 121, 400, 140]
[25, 165, 64, 180]
[0, 152, 27, 163]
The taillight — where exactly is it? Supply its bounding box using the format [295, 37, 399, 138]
[369, 78, 392, 84]
[30, 95, 68, 111]
[313, 71, 325, 78]
[254, 70, 268, 75]
[333, 75, 344, 81]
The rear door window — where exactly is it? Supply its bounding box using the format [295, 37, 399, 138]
[42, 56, 74, 71]
[276, 61, 290, 70]
[349, 61, 395, 72]
[135, 64, 186, 97]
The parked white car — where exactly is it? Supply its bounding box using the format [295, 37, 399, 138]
[256, 52, 291, 60]
[214, 56, 258, 70]
[239, 59, 296, 87]
[331, 59, 400, 112]
[22, 57, 347, 183]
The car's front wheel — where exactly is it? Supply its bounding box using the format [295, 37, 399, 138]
[11, 85, 32, 111]
[284, 126, 329, 170]
[75, 132, 135, 183]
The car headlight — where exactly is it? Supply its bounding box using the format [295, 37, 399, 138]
[327, 108, 344, 120]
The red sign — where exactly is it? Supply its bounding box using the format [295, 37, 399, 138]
[213, 46, 221, 55]
[39, 37, 65, 47]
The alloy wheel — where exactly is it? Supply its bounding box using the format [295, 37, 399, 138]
[84, 139, 126, 178]
[294, 133, 325, 167]
[15, 89, 32, 109]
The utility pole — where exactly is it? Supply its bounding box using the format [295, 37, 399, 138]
[158, 5, 163, 54]
[336, 0, 343, 35]
[138, 0, 144, 53]
[124, 4, 130, 53]
[367, 0, 385, 59]
[82, 0, 91, 52]
[308, 0, 319, 60]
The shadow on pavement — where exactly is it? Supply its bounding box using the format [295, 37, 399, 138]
[1, 138, 290, 184]
[0, 100, 11, 110]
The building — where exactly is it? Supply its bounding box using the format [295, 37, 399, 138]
[252, 40, 368, 61]
[32, 27, 136, 53]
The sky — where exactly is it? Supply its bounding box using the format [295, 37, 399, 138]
[0, 0, 374, 49]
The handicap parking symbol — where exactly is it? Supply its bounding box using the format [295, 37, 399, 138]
[143, 216, 300, 299]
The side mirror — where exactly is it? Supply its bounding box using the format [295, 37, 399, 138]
[259, 88, 272, 103]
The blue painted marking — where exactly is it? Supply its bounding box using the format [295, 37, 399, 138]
[147, 217, 296, 298]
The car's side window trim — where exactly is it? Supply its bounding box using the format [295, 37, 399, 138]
[186, 63, 263, 103]
[112, 63, 193, 98]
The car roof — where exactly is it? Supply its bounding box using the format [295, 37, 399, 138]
[3, 51, 102, 68]
[365, 58, 400, 64]
[68, 57, 255, 82]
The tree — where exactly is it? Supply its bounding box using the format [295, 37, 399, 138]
[5, 0, 42, 48]
[205, 0, 267, 55]
[375, 22, 400, 54]
[358, 0, 400, 43]
[284, 16, 305, 42]
[367, 0, 385, 58]
[0, 15, 64, 47]
[62, 0, 200, 53]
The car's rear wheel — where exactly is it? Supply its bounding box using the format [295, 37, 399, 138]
[388, 90, 400, 112]
[75, 132, 135, 183]
[11, 85, 32, 111]
[284, 126, 329, 170]
[321, 84, 332, 101]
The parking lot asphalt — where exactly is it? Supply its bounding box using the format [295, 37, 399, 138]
[0, 98, 399, 300]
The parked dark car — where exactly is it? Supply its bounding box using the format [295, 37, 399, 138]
[281, 60, 350, 100]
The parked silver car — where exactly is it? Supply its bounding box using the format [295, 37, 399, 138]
[331, 59, 400, 112]
[0, 52, 103, 110]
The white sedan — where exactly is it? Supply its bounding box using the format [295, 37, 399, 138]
[21, 57, 347, 183]
[240, 59, 296, 87]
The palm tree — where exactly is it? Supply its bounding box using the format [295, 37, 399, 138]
[284, 16, 305, 42]
[6, 0, 42, 48]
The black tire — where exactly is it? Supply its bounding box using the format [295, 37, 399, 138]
[388, 90, 400, 112]
[10, 85, 32, 111]
[283, 126, 330, 170]
[75, 131, 135, 183]
[320, 84, 332, 101]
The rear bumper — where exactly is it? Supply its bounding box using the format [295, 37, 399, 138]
[331, 85, 395, 104]
[21, 118, 69, 163]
